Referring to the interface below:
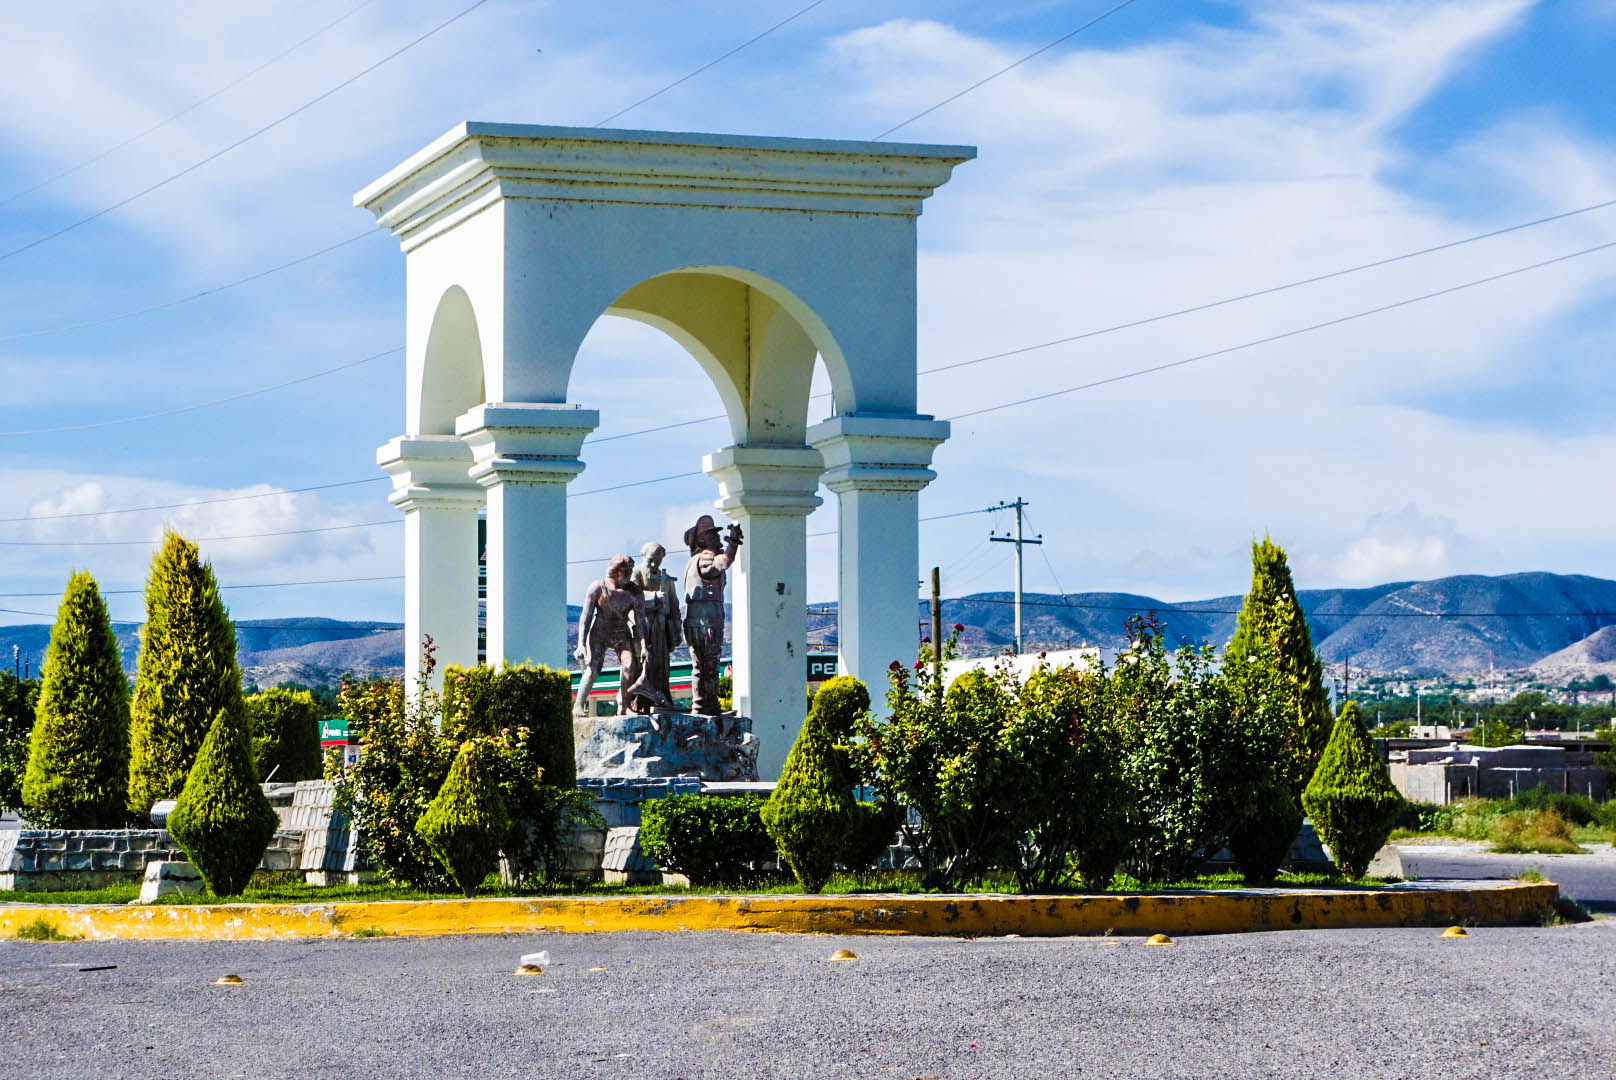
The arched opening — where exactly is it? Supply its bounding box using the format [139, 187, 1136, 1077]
[414, 285, 486, 436]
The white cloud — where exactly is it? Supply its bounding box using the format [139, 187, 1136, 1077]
[1312, 504, 1471, 584]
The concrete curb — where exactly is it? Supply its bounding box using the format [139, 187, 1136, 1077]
[0, 881, 1558, 941]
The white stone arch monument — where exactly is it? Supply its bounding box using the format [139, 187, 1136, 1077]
[359, 124, 973, 777]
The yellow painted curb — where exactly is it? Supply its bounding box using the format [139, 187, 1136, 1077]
[0, 883, 1557, 942]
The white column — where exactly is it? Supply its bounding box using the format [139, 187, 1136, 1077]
[377, 435, 484, 688]
[809, 415, 950, 707]
[704, 444, 824, 780]
[456, 403, 599, 670]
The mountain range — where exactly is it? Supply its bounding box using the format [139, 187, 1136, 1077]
[4, 572, 1615, 683]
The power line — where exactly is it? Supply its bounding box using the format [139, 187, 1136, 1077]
[0, 230, 378, 345]
[0, 0, 380, 209]
[595, 0, 831, 127]
[0, 519, 399, 547]
[0, 477, 385, 525]
[0, 347, 399, 437]
[873, 0, 1142, 139]
[0, 574, 403, 599]
[950, 595, 1616, 619]
[0, 0, 493, 265]
[948, 238, 1616, 421]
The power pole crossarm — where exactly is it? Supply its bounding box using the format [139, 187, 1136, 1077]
[988, 497, 1042, 655]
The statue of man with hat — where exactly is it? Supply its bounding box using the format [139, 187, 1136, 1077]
[682, 513, 743, 715]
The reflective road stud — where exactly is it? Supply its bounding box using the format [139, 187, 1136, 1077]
[827, 949, 858, 961]
[1145, 934, 1175, 946]
[213, 974, 243, 985]
[1442, 926, 1469, 938]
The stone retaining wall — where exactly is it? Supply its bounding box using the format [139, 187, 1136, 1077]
[0, 828, 304, 893]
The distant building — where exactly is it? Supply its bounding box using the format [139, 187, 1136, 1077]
[1389, 743, 1608, 805]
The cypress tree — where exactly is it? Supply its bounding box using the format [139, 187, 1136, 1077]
[1225, 537, 1333, 769]
[1301, 701, 1404, 880]
[246, 687, 323, 783]
[761, 689, 859, 893]
[127, 532, 244, 816]
[21, 572, 131, 827]
[415, 739, 511, 898]
[166, 707, 280, 896]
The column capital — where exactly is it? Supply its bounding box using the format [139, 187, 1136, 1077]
[377, 434, 484, 513]
[704, 444, 823, 519]
[455, 402, 600, 487]
[807, 413, 950, 495]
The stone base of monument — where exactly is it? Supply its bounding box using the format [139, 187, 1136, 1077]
[136, 860, 203, 903]
[574, 709, 758, 781]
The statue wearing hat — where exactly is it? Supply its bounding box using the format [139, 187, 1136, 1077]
[573, 553, 646, 717]
[682, 513, 743, 716]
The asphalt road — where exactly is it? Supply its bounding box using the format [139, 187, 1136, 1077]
[1395, 846, 1616, 911]
[3, 923, 1613, 1080]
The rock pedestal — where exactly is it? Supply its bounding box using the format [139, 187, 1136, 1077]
[574, 709, 758, 781]
[137, 860, 203, 903]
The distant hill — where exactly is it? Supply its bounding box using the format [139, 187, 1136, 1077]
[4, 571, 1616, 682]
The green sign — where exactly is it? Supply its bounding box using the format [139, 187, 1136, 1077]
[319, 718, 351, 744]
[806, 655, 839, 680]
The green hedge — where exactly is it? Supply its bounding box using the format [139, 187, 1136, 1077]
[1301, 701, 1404, 880]
[442, 663, 575, 789]
[247, 687, 323, 783]
[639, 793, 774, 887]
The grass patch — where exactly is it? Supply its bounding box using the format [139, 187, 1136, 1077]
[1490, 809, 1583, 855]
[348, 926, 391, 938]
[1543, 896, 1594, 926]
[14, 916, 78, 941]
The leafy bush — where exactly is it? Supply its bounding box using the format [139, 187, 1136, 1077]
[1301, 701, 1404, 880]
[761, 691, 859, 893]
[810, 676, 869, 741]
[22, 573, 130, 827]
[1491, 808, 1581, 855]
[0, 673, 39, 814]
[1471, 719, 1524, 747]
[1108, 620, 1294, 885]
[1507, 786, 1598, 827]
[246, 687, 323, 783]
[128, 533, 245, 817]
[441, 663, 575, 789]
[415, 739, 511, 898]
[638, 793, 774, 886]
[1392, 800, 1448, 834]
[841, 799, 904, 872]
[165, 707, 280, 897]
[441, 663, 589, 882]
[329, 668, 453, 891]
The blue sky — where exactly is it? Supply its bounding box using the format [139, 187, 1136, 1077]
[1, 0, 1614, 633]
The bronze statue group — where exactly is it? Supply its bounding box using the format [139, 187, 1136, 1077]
[573, 514, 743, 718]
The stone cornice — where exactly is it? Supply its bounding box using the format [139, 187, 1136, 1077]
[354, 123, 976, 250]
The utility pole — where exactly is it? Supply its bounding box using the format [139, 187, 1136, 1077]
[930, 566, 943, 704]
[10, 644, 16, 678]
[988, 497, 1042, 655]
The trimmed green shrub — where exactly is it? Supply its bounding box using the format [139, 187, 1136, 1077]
[1224, 537, 1333, 770]
[165, 707, 280, 896]
[811, 676, 869, 741]
[638, 793, 774, 887]
[762, 694, 860, 893]
[127, 533, 244, 817]
[0, 673, 39, 814]
[415, 739, 511, 898]
[441, 663, 575, 789]
[22, 573, 130, 827]
[1228, 785, 1300, 886]
[1301, 701, 1404, 880]
[842, 799, 904, 872]
[247, 687, 323, 783]
[441, 663, 589, 883]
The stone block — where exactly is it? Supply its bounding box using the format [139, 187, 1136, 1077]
[137, 860, 204, 903]
[93, 851, 124, 871]
[39, 853, 63, 871]
[575, 710, 758, 782]
[63, 853, 92, 871]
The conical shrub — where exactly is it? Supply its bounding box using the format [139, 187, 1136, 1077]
[415, 739, 511, 898]
[1225, 537, 1333, 772]
[1301, 701, 1404, 880]
[246, 687, 323, 783]
[22, 572, 131, 827]
[760, 691, 858, 893]
[127, 532, 244, 816]
[166, 707, 280, 896]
